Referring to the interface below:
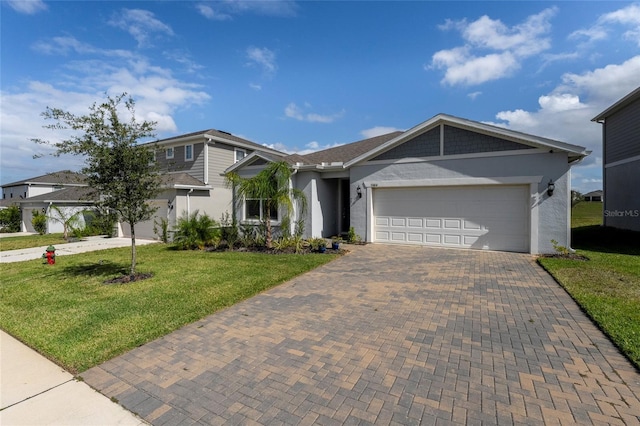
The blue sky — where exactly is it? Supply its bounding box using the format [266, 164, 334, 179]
[2, 1, 639, 193]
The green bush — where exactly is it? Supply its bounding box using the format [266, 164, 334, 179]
[153, 217, 170, 243]
[0, 205, 21, 233]
[219, 212, 239, 249]
[85, 208, 117, 237]
[31, 210, 47, 235]
[173, 210, 220, 250]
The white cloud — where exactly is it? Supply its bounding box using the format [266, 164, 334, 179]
[195, 3, 231, 21]
[360, 126, 403, 139]
[6, 0, 46, 14]
[246, 47, 277, 75]
[571, 3, 640, 47]
[467, 91, 482, 100]
[32, 36, 133, 59]
[486, 55, 640, 193]
[108, 9, 174, 47]
[249, 83, 262, 91]
[197, 0, 297, 20]
[284, 102, 345, 123]
[430, 8, 557, 86]
[0, 36, 212, 184]
[538, 93, 586, 112]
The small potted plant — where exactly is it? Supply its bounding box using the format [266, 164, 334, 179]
[331, 238, 342, 250]
[309, 237, 327, 253]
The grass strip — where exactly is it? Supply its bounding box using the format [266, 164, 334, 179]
[0, 233, 68, 251]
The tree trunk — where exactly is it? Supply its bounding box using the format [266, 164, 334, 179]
[265, 206, 272, 249]
[130, 222, 137, 276]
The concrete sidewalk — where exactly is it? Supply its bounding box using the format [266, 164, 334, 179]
[0, 236, 158, 263]
[0, 331, 147, 425]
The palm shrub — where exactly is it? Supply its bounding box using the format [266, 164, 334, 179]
[31, 210, 47, 235]
[225, 161, 307, 249]
[48, 205, 87, 240]
[173, 210, 220, 250]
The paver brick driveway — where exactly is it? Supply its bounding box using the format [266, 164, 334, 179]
[83, 245, 640, 425]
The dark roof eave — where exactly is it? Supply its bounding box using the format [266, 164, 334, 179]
[592, 86, 640, 122]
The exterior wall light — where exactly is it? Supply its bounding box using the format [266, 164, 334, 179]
[547, 180, 555, 196]
[356, 185, 362, 199]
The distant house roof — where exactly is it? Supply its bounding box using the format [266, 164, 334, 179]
[2, 170, 87, 188]
[150, 129, 286, 157]
[17, 186, 97, 204]
[584, 190, 603, 197]
[592, 86, 640, 122]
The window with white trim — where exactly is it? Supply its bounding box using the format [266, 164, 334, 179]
[235, 148, 246, 163]
[166, 147, 174, 159]
[185, 144, 193, 161]
[244, 199, 278, 221]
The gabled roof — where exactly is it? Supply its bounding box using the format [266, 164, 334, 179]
[2, 170, 87, 188]
[345, 114, 589, 166]
[225, 151, 289, 174]
[162, 173, 210, 189]
[17, 186, 97, 203]
[296, 132, 403, 166]
[150, 129, 286, 157]
[227, 113, 590, 175]
[592, 86, 640, 122]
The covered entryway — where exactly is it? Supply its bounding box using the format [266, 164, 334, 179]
[373, 185, 529, 252]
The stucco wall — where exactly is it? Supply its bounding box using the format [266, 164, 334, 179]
[604, 160, 640, 232]
[348, 151, 572, 254]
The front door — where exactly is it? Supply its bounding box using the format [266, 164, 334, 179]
[340, 179, 350, 233]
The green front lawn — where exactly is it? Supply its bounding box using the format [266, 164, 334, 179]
[0, 233, 67, 251]
[0, 244, 337, 373]
[539, 203, 640, 368]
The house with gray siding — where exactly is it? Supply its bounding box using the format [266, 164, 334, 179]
[122, 129, 285, 239]
[228, 114, 589, 254]
[592, 86, 640, 232]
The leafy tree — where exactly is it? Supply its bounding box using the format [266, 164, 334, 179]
[33, 93, 161, 275]
[31, 210, 47, 235]
[571, 190, 583, 208]
[0, 205, 21, 233]
[225, 161, 307, 248]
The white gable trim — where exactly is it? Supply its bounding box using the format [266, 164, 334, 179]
[344, 114, 589, 168]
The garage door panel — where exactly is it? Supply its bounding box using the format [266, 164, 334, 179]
[373, 185, 529, 252]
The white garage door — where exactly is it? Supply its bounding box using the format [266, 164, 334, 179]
[374, 185, 529, 252]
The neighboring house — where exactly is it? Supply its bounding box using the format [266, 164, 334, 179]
[1, 171, 90, 233]
[122, 129, 286, 239]
[592, 87, 640, 232]
[583, 190, 603, 202]
[1, 170, 86, 201]
[18, 186, 97, 234]
[228, 114, 589, 254]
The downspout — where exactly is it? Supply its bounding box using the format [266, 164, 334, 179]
[290, 169, 298, 237]
[186, 188, 194, 216]
[204, 138, 212, 185]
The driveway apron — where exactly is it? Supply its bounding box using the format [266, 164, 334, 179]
[82, 245, 640, 425]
